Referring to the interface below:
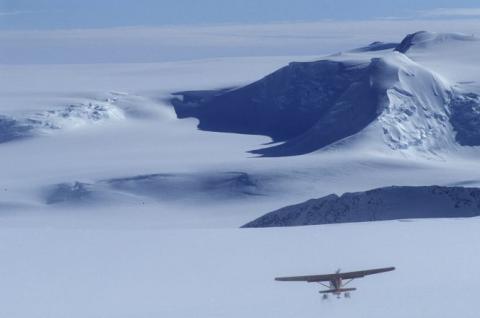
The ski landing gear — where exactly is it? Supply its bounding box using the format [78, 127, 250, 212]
[320, 292, 351, 300]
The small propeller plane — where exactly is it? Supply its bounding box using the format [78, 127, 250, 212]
[275, 266, 395, 299]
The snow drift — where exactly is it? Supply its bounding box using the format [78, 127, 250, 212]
[45, 171, 269, 205]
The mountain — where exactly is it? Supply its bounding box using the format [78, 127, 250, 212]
[172, 32, 480, 157]
[243, 186, 480, 227]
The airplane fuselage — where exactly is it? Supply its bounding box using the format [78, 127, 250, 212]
[331, 277, 342, 290]
[318, 276, 356, 295]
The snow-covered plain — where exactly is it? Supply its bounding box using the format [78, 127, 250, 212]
[2, 26, 480, 317]
[1, 220, 480, 318]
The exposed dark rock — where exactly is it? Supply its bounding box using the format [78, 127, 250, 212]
[243, 186, 480, 227]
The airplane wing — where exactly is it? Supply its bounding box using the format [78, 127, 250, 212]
[275, 273, 338, 282]
[338, 267, 395, 279]
[275, 267, 395, 282]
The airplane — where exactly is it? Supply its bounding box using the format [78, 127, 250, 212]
[275, 266, 395, 299]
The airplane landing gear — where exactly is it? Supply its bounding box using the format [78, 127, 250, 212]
[322, 294, 328, 300]
[344, 292, 351, 298]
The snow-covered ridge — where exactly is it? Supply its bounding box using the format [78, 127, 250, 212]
[350, 41, 399, 53]
[243, 185, 480, 227]
[395, 31, 479, 53]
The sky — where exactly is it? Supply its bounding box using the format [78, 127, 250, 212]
[1, 0, 480, 30]
[2, 0, 480, 64]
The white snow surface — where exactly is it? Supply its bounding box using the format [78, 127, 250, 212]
[401, 31, 480, 89]
[1, 220, 480, 318]
[1, 29, 480, 317]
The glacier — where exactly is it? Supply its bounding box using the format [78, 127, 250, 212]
[1, 28, 480, 318]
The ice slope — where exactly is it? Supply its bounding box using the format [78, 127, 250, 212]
[243, 185, 480, 227]
[392, 31, 480, 147]
[374, 52, 454, 153]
